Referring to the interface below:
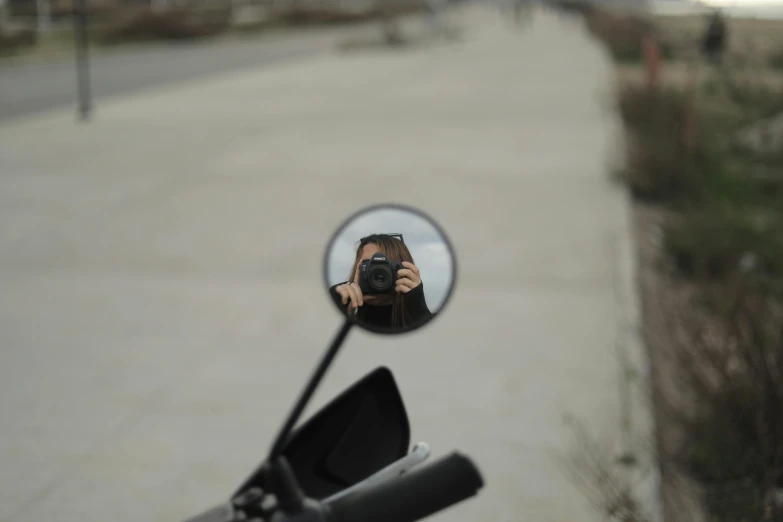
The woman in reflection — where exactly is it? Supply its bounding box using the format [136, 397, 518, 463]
[329, 234, 432, 330]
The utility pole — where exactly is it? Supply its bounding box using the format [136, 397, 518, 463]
[74, 0, 92, 120]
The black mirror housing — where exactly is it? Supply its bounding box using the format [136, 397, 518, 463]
[234, 367, 410, 500]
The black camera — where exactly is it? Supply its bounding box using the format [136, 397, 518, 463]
[358, 252, 404, 295]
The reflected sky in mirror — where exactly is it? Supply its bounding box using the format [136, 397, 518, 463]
[326, 208, 454, 312]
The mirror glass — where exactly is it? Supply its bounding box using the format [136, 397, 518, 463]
[324, 204, 456, 334]
[232, 367, 410, 501]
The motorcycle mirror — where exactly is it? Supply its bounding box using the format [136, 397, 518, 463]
[324, 204, 457, 335]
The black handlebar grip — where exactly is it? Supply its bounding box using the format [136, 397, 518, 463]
[325, 452, 483, 522]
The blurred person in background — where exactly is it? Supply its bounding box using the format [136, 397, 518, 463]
[702, 9, 728, 63]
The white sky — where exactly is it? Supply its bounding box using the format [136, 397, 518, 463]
[325, 208, 455, 312]
[691, 0, 783, 8]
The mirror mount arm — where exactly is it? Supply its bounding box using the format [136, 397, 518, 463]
[263, 457, 305, 514]
[267, 318, 354, 462]
[264, 318, 353, 517]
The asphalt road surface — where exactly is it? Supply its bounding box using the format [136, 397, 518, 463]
[0, 25, 367, 122]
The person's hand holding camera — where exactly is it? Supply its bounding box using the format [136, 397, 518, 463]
[334, 281, 375, 312]
[335, 254, 424, 315]
[395, 262, 422, 295]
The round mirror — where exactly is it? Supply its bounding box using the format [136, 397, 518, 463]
[324, 204, 457, 335]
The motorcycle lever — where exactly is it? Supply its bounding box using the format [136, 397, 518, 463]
[182, 502, 238, 522]
[323, 442, 431, 504]
[184, 488, 274, 522]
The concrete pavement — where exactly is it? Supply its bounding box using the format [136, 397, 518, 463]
[0, 6, 658, 522]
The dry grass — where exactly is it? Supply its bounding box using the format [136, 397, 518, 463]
[585, 8, 654, 63]
[98, 7, 231, 44]
[614, 83, 698, 201]
[636, 205, 783, 522]
[655, 14, 783, 69]
[635, 203, 709, 522]
[770, 48, 783, 71]
[669, 284, 783, 521]
[2, 2, 429, 58]
[616, 61, 697, 89]
[563, 415, 657, 522]
[551, 0, 594, 16]
[611, 13, 783, 94]
[262, 1, 425, 27]
[0, 27, 38, 56]
[597, 7, 783, 521]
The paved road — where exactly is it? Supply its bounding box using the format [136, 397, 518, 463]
[0, 6, 659, 522]
[0, 25, 370, 122]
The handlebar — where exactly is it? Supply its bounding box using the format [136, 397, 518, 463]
[325, 452, 483, 522]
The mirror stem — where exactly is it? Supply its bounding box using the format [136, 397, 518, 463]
[264, 456, 305, 514]
[268, 318, 353, 461]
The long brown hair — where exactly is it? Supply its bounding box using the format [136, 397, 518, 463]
[348, 234, 415, 329]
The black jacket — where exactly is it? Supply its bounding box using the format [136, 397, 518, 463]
[328, 282, 433, 330]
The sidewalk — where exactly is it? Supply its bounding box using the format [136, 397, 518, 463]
[0, 6, 657, 522]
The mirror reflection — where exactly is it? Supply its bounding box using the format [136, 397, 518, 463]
[324, 205, 456, 334]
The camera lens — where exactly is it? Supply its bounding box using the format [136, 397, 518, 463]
[368, 265, 393, 292]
